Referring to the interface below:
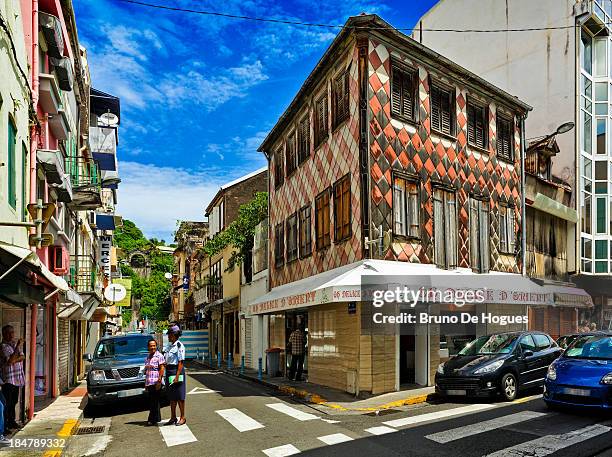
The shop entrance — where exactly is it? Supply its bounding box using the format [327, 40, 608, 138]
[285, 311, 308, 379]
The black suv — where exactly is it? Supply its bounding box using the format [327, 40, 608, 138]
[85, 333, 155, 405]
[435, 331, 562, 401]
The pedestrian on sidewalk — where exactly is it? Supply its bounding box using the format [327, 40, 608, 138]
[0, 382, 11, 445]
[288, 325, 306, 382]
[164, 325, 186, 426]
[144, 339, 165, 426]
[0, 326, 25, 430]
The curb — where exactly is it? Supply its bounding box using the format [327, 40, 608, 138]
[193, 359, 436, 412]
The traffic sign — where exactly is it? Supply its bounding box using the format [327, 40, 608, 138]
[28, 233, 53, 247]
[27, 201, 55, 232]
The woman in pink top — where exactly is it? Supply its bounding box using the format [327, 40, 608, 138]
[144, 339, 165, 425]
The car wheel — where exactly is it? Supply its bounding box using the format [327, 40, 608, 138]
[500, 373, 517, 401]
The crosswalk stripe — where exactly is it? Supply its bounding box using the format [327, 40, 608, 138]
[486, 424, 611, 457]
[158, 420, 198, 447]
[365, 426, 397, 435]
[262, 444, 301, 456]
[321, 419, 340, 424]
[317, 433, 354, 445]
[425, 411, 548, 444]
[383, 404, 496, 429]
[215, 408, 265, 432]
[266, 403, 319, 421]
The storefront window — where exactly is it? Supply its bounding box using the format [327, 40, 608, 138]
[35, 305, 47, 397]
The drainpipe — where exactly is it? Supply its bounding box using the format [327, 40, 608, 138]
[520, 115, 527, 277]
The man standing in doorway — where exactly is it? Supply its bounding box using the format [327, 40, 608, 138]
[1, 325, 25, 430]
[288, 325, 305, 382]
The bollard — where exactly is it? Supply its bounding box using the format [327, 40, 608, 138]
[217, 351, 221, 368]
[258, 357, 263, 381]
[228, 352, 233, 370]
[240, 355, 245, 375]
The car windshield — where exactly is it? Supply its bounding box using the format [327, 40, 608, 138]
[458, 334, 519, 356]
[95, 337, 151, 358]
[565, 335, 612, 360]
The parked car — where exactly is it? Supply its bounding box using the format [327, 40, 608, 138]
[436, 331, 562, 401]
[85, 333, 155, 405]
[556, 331, 606, 350]
[544, 332, 612, 409]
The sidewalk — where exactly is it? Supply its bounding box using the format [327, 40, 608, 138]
[192, 357, 436, 414]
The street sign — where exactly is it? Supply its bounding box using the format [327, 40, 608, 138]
[28, 233, 53, 247]
[27, 201, 55, 232]
[104, 283, 127, 302]
[27, 200, 56, 248]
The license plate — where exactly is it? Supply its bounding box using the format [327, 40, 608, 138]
[563, 387, 591, 396]
[446, 389, 467, 396]
[118, 388, 144, 398]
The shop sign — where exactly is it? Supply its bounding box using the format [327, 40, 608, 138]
[98, 235, 112, 280]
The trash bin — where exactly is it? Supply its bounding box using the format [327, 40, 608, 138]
[265, 347, 282, 377]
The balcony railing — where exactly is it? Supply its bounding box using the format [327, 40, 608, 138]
[208, 283, 223, 303]
[69, 255, 97, 294]
[65, 156, 102, 209]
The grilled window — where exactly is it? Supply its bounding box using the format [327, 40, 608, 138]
[393, 177, 419, 238]
[391, 65, 416, 121]
[315, 188, 331, 249]
[469, 198, 490, 273]
[315, 95, 329, 148]
[430, 85, 454, 135]
[297, 116, 310, 163]
[497, 116, 513, 161]
[499, 205, 516, 254]
[299, 205, 312, 257]
[286, 132, 297, 176]
[433, 188, 457, 269]
[274, 223, 284, 267]
[332, 71, 350, 129]
[467, 101, 487, 149]
[286, 213, 298, 263]
[333, 175, 351, 242]
[274, 148, 284, 188]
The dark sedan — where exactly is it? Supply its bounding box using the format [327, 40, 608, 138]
[436, 331, 562, 401]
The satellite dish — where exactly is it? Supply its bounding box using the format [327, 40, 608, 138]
[164, 272, 173, 280]
[99, 112, 119, 127]
[104, 283, 127, 302]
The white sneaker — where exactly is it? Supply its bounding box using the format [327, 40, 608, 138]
[0, 435, 10, 446]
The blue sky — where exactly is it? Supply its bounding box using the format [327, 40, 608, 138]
[74, 0, 438, 242]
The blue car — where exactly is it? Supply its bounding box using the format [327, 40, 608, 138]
[544, 332, 612, 409]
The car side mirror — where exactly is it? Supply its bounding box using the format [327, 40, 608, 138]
[83, 353, 93, 362]
[522, 350, 534, 358]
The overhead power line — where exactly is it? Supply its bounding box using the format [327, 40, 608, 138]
[117, 0, 577, 33]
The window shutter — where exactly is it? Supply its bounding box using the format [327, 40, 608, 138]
[343, 72, 350, 121]
[446, 194, 457, 269]
[467, 104, 476, 145]
[480, 203, 490, 272]
[434, 191, 445, 267]
[500, 207, 508, 253]
[409, 186, 419, 238]
[470, 199, 478, 270]
[440, 90, 451, 135]
[402, 73, 414, 119]
[508, 209, 515, 252]
[391, 68, 402, 116]
[393, 180, 405, 235]
[342, 177, 350, 239]
[476, 108, 485, 148]
[431, 87, 441, 132]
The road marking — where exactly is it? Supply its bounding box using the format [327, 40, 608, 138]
[187, 371, 222, 375]
[425, 411, 548, 444]
[188, 387, 219, 394]
[383, 404, 496, 429]
[317, 433, 354, 445]
[365, 426, 397, 435]
[321, 419, 340, 424]
[486, 424, 611, 456]
[216, 408, 265, 432]
[266, 403, 319, 421]
[262, 444, 301, 456]
[511, 394, 542, 404]
[158, 420, 198, 447]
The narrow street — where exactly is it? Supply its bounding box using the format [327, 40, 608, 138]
[76, 364, 612, 457]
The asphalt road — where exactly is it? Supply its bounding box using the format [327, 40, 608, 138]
[77, 364, 612, 457]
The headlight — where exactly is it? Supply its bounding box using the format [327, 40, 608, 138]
[437, 363, 445, 374]
[90, 370, 105, 382]
[600, 372, 612, 385]
[546, 365, 557, 381]
[474, 359, 504, 375]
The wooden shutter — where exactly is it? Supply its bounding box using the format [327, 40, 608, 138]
[7, 120, 16, 209]
[393, 179, 406, 235]
[316, 96, 328, 146]
[476, 107, 485, 148]
[391, 67, 402, 116]
[323, 191, 330, 246]
[479, 202, 489, 272]
[508, 208, 515, 252]
[467, 104, 476, 145]
[431, 86, 441, 132]
[470, 199, 479, 270]
[402, 72, 414, 120]
[434, 190, 445, 267]
[440, 89, 451, 135]
[445, 192, 457, 268]
[497, 118, 512, 160]
[500, 206, 508, 253]
[341, 177, 350, 239]
[408, 185, 419, 238]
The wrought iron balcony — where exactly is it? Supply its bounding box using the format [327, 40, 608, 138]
[69, 255, 97, 294]
[65, 156, 102, 210]
[207, 283, 223, 303]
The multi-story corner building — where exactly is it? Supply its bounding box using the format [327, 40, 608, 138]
[201, 168, 267, 366]
[415, 0, 612, 330]
[251, 14, 590, 396]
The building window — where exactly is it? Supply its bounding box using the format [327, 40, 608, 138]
[21, 142, 27, 221]
[315, 188, 331, 249]
[430, 84, 454, 136]
[467, 101, 487, 149]
[433, 188, 457, 269]
[7, 118, 16, 209]
[274, 223, 285, 267]
[469, 198, 489, 273]
[299, 205, 312, 258]
[314, 94, 328, 148]
[286, 132, 297, 176]
[332, 71, 349, 129]
[297, 116, 310, 164]
[496, 116, 513, 161]
[274, 148, 284, 188]
[391, 65, 416, 122]
[499, 205, 516, 254]
[595, 239, 608, 273]
[333, 175, 351, 242]
[393, 176, 419, 238]
[286, 212, 298, 263]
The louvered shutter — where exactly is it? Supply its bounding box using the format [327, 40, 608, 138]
[480, 202, 490, 272]
[434, 191, 445, 267]
[391, 68, 402, 116]
[409, 185, 419, 237]
[342, 178, 350, 238]
[402, 73, 413, 119]
[475, 107, 485, 148]
[393, 179, 405, 235]
[500, 207, 508, 253]
[431, 87, 441, 132]
[342, 72, 350, 121]
[508, 209, 515, 252]
[470, 199, 479, 270]
[467, 104, 476, 145]
[440, 90, 451, 134]
[446, 194, 457, 268]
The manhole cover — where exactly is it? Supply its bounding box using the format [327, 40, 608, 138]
[365, 409, 400, 417]
[75, 425, 105, 435]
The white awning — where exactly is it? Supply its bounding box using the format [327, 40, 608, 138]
[0, 242, 68, 291]
[541, 284, 593, 308]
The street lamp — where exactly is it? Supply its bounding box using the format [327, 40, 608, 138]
[554, 121, 575, 135]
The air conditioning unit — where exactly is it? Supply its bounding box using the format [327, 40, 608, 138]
[49, 245, 69, 275]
